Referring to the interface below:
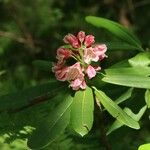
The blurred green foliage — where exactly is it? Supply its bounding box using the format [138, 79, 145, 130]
[0, 0, 150, 149]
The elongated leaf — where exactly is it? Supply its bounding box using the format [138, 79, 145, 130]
[70, 86, 94, 136]
[107, 106, 147, 135]
[32, 60, 53, 71]
[106, 42, 141, 51]
[138, 143, 150, 150]
[102, 75, 150, 89]
[145, 90, 150, 108]
[93, 87, 140, 129]
[27, 94, 73, 149]
[115, 88, 133, 104]
[109, 59, 130, 69]
[129, 52, 150, 67]
[85, 16, 142, 49]
[105, 67, 150, 77]
[0, 80, 66, 111]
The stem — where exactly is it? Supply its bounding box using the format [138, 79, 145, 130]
[92, 89, 112, 150]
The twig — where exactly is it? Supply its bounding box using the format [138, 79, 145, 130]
[0, 30, 42, 46]
[0, 30, 27, 44]
[9, 94, 50, 113]
[6, 1, 36, 49]
[92, 89, 112, 150]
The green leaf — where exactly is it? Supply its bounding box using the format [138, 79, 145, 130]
[106, 42, 141, 51]
[129, 52, 150, 67]
[32, 60, 53, 71]
[70, 86, 94, 136]
[102, 75, 150, 89]
[85, 16, 142, 49]
[0, 80, 66, 111]
[93, 87, 140, 129]
[105, 67, 150, 77]
[107, 106, 147, 135]
[27, 94, 73, 149]
[115, 88, 133, 104]
[145, 90, 150, 108]
[138, 143, 150, 150]
[108, 59, 130, 69]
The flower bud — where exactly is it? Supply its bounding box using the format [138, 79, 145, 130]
[77, 31, 85, 43]
[56, 48, 71, 63]
[63, 33, 80, 48]
[84, 35, 95, 47]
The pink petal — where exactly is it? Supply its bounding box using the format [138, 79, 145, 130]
[84, 35, 95, 47]
[93, 44, 107, 56]
[63, 33, 80, 48]
[56, 48, 71, 63]
[80, 80, 87, 89]
[70, 78, 82, 90]
[55, 67, 69, 81]
[66, 62, 84, 80]
[84, 47, 99, 64]
[77, 31, 85, 43]
[86, 65, 96, 79]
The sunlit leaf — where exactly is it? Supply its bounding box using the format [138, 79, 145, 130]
[145, 90, 150, 108]
[27, 94, 73, 149]
[108, 59, 130, 69]
[107, 106, 147, 135]
[102, 75, 150, 89]
[115, 88, 133, 104]
[138, 143, 150, 150]
[129, 52, 150, 67]
[105, 67, 150, 77]
[93, 87, 140, 129]
[70, 86, 94, 136]
[85, 16, 142, 50]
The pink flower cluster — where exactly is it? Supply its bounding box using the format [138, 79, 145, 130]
[52, 31, 107, 90]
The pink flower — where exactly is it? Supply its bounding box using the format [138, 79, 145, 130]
[86, 65, 96, 79]
[77, 31, 85, 43]
[93, 44, 107, 61]
[66, 62, 84, 80]
[84, 47, 99, 64]
[55, 67, 69, 81]
[52, 62, 64, 72]
[53, 31, 107, 90]
[84, 35, 95, 47]
[70, 78, 86, 90]
[84, 44, 107, 64]
[63, 33, 80, 48]
[56, 48, 71, 63]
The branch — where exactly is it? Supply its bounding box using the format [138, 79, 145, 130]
[0, 30, 44, 48]
[5, 1, 36, 49]
[8, 93, 52, 114]
[0, 30, 27, 44]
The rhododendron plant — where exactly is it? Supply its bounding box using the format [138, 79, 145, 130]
[52, 31, 107, 90]
[2, 14, 149, 150]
